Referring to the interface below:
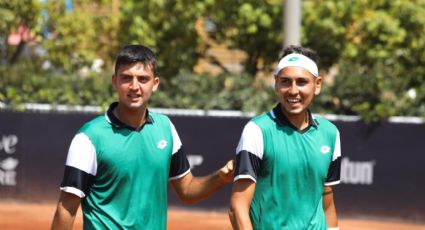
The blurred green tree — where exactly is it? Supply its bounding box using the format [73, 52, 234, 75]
[304, 0, 425, 119]
[40, 0, 120, 72]
[0, 0, 424, 119]
[0, 0, 40, 64]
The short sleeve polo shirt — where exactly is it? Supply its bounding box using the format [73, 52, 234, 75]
[234, 104, 342, 230]
[60, 102, 190, 229]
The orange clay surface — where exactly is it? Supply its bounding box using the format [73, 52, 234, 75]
[0, 202, 424, 230]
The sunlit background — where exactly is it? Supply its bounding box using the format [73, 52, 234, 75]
[1, 0, 424, 229]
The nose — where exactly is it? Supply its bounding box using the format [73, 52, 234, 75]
[288, 82, 299, 95]
[129, 78, 139, 90]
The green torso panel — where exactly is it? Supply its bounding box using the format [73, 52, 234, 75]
[80, 113, 173, 230]
[250, 112, 338, 230]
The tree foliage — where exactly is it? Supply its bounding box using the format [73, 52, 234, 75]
[39, 0, 119, 72]
[151, 70, 275, 113]
[0, 61, 115, 110]
[0, 61, 273, 113]
[304, 0, 425, 120]
[117, 0, 283, 78]
[0, 0, 424, 120]
[0, 0, 40, 64]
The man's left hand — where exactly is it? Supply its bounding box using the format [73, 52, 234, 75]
[218, 160, 235, 183]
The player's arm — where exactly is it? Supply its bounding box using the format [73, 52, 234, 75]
[170, 160, 234, 204]
[323, 186, 338, 229]
[229, 179, 255, 230]
[168, 120, 233, 204]
[51, 191, 81, 230]
[228, 121, 262, 229]
[52, 132, 96, 229]
[323, 129, 341, 229]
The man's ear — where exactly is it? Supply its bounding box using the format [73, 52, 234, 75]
[111, 75, 117, 90]
[152, 77, 160, 92]
[274, 74, 279, 92]
[314, 75, 323, 95]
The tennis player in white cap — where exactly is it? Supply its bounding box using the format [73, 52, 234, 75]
[229, 45, 341, 230]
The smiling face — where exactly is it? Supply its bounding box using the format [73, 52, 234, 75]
[112, 62, 159, 112]
[275, 66, 322, 120]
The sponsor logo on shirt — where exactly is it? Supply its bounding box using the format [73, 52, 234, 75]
[320, 145, 331, 154]
[157, 140, 167, 149]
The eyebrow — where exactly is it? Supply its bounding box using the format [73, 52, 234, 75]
[118, 73, 131, 77]
[278, 75, 310, 79]
[119, 73, 151, 78]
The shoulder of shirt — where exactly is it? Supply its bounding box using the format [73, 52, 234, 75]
[251, 111, 272, 123]
[312, 114, 339, 131]
[148, 111, 170, 122]
[247, 112, 275, 133]
[72, 115, 107, 144]
[79, 115, 107, 132]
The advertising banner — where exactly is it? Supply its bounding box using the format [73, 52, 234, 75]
[0, 111, 424, 221]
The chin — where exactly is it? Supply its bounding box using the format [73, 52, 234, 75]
[283, 106, 305, 115]
[287, 110, 304, 116]
[130, 103, 144, 109]
[123, 101, 144, 109]
[280, 99, 300, 111]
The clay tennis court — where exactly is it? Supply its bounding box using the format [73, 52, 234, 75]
[1, 202, 424, 230]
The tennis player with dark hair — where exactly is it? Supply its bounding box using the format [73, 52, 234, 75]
[51, 44, 234, 230]
[229, 45, 341, 230]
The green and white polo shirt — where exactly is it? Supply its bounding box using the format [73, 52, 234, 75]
[60, 102, 190, 230]
[234, 104, 341, 230]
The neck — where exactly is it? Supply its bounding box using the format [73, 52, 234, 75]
[114, 104, 147, 129]
[282, 109, 310, 130]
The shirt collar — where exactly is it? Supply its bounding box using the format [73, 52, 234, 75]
[105, 102, 153, 131]
[271, 103, 318, 131]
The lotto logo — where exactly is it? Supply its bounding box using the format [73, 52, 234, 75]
[320, 145, 331, 154]
[288, 57, 299, 62]
[157, 140, 167, 149]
